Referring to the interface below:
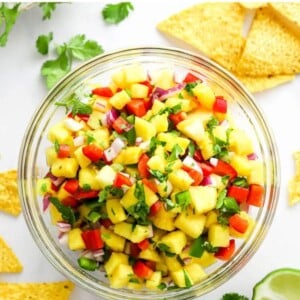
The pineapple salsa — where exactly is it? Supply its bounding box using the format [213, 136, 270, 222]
[37, 64, 265, 290]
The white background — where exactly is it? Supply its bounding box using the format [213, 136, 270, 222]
[0, 1, 300, 299]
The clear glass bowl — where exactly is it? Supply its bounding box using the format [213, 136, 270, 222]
[18, 47, 280, 299]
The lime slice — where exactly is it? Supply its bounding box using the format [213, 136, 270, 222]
[253, 268, 300, 300]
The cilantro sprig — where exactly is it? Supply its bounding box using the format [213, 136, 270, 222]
[36, 32, 53, 55]
[55, 95, 93, 116]
[102, 2, 134, 24]
[49, 197, 76, 226]
[39, 2, 57, 20]
[39, 34, 104, 89]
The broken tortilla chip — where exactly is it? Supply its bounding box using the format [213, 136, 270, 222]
[0, 236, 23, 273]
[236, 7, 300, 76]
[0, 281, 74, 300]
[157, 3, 246, 72]
[0, 170, 21, 216]
[236, 74, 295, 93]
[240, 2, 266, 10]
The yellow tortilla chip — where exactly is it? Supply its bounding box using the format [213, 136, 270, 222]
[0, 170, 21, 216]
[269, 2, 300, 38]
[0, 281, 74, 300]
[236, 74, 295, 93]
[240, 2, 267, 10]
[288, 151, 300, 206]
[0, 236, 23, 273]
[236, 7, 300, 76]
[157, 3, 246, 71]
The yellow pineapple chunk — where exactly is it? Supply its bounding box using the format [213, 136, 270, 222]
[168, 169, 193, 190]
[135, 117, 157, 141]
[111, 69, 126, 89]
[165, 97, 196, 112]
[101, 227, 126, 252]
[49, 203, 63, 224]
[51, 158, 78, 178]
[124, 64, 147, 84]
[114, 146, 142, 165]
[205, 210, 218, 228]
[114, 222, 152, 243]
[92, 127, 110, 149]
[184, 263, 207, 284]
[106, 199, 127, 224]
[96, 165, 116, 189]
[74, 146, 91, 168]
[199, 132, 214, 159]
[104, 252, 129, 276]
[229, 128, 254, 155]
[139, 247, 161, 262]
[55, 183, 71, 201]
[193, 251, 217, 267]
[150, 206, 176, 231]
[192, 83, 215, 110]
[248, 160, 264, 185]
[147, 155, 166, 172]
[164, 254, 183, 272]
[68, 228, 85, 251]
[157, 132, 190, 154]
[113, 222, 133, 240]
[110, 264, 133, 288]
[46, 147, 58, 166]
[36, 178, 52, 196]
[146, 271, 162, 290]
[159, 231, 187, 254]
[109, 90, 131, 110]
[170, 268, 193, 288]
[189, 186, 217, 214]
[230, 155, 251, 177]
[154, 68, 175, 89]
[48, 121, 72, 144]
[208, 224, 230, 247]
[87, 111, 104, 129]
[79, 167, 101, 190]
[151, 100, 166, 114]
[177, 117, 205, 144]
[150, 113, 169, 133]
[130, 83, 149, 98]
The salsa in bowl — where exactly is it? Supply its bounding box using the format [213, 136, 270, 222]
[18, 47, 279, 299]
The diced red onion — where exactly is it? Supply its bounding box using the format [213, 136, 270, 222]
[80, 249, 94, 259]
[182, 156, 203, 173]
[209, 157, 218, 167]
[58, 232, 68, 245]
[52, 176, 65, 187]
[104, 137, 125, 161]
[93, 249, 104, 258]
[183, 257, 192, 265]
[57, 221, 71, 233]
[42, 195, 50, 212]
[106, 108, 119, 127]
[247, 153, 258, 160]
[73, 135, 85, 147]
[201, 175, 213, 186]
[151, 83, 185, 101]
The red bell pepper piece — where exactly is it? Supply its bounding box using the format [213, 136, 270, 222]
[215, 239, 235, 260]
[133, 260, 154, 279]
[126, 99, 147, 117]
[170, 111, 187, 126]
[112, 116, 130, 134]
[149, 200, 163, 216]
[81, 229, 104, 250]
[100, 218, 113, 229]
[247, 184, 264, 207]
[130, 243, 141, 258]
[74, 189, 99, 200]
[182, 165, 203, 186]
[193, 150, 204, 162]
[61, 196, 79, 208]
[199, 162, 214, 176]
[229, 214, 249, 233]
[144, 260, 156, 271]
[183, 72, 200, 83]
[139, 80, 153, 97]
[76, 113, 90, 122]
[227, 185, 249, 203]
[212, 159, 237, 180]
[142, 178, 158, 194]
[138, 153, 150, 178]
[113, 172, 132, 188]
[57, 144, 71, 158]
[92, 87, 113, 98]
[64, 179, 79, 194]
[137, 239, 150, 251]
[82, 144, 103, 162]
[213, 96, 227, 114]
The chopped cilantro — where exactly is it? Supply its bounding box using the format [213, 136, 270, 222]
[55, 96, 92, 116]
[102, 2, 134, 24]
[157, 282, 167, 290]
[175, 190, 191, 210]
[98, 185, 124, 204]
[39, 2, 57, 20]
[82, 184, 91, 191]
[183, 269, 192, 288]
[148, 137, 166, 156]
[54, 140, 60, 153]
[158, 104, 182, 115]
[149, 169, 167, 183]
[157, 243, 175, 257]
[40, 182, 47, 194]
[49, 197, 76, 226]
[189, 236, 218, 257]
[221, 293, 249, 300]
[187, 142, 196, 157]
[85, 132, 95, 144]
[231, 176, 249, 188]
[184, 82, 197, 95]
[168, 144, 182, 162]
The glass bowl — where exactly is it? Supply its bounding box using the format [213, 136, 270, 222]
[18, 47, 280, 299]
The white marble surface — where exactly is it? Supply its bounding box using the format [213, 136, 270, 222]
[0, 1, 299, 299]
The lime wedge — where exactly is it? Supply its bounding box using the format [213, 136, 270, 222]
[253, 268, 300, 300]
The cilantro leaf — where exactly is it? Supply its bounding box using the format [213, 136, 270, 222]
[36, 32, 53, 55]
[67, 34, 104, 61]
[184, 82, 197, 95]
[41, 44, 72, 89]
[231, 176, 249, 188]
[183, 269, 192, 288]
[49, 197, 76, 226]
[149, 169, 167, 183]
[102, 2, 134, 24]
[221, 293, 249, 300]
[0, 3, 20, 47]
[189, 236, 218, 257]
[39, 2, 57, 20]
[55, 95, 92, 116]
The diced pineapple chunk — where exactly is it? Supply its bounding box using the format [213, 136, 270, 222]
[51, 158, 78, 178]
[55, 183, 71, 201]
[135, 117, 157, 141]
[248, 160, 264, 185]
[47, 121, 72, 144]
[114, 146, 142, 165]
[151, 100, 166, 115]
[189, 186, 217, 214]
[114, 222, 152, 243]
[164, 255, 182, 272]
[230, 155, 251, 177]
[192, 83, 215, 110]
[184, 263, 207, 284]
[91, 128, 110, 149]
[79, 167, 101, 190]
[46, 147, 58, 166]
[150, 113, 169, 133]
[101, 227, 126, 252]
[229, 128, 254, 155]
[156, 180, 173, 197]
[36, 178, 52, 195]
[139, 247, 161, 262]
[106, 199, 127, 224]
[147, 155, 166, 172]
[110, 264, 133, 289]
[199, 132, 214, 160]
[104, 252, 129, 276]
[93, 98, 111, 113]
[124, 64, 147, 84]
[177, 117, 205, 144]
[159, 230, 187, 254]
[170, 268, 193, 288]
[168, 169, 193, 190]
[150, 206, 176, 231]
[49, 203, 63, 224]
[165, 97, 196, 112]
[87, 111, 104, 129]
[111, 69, 126, 89]
[146, 271, 162, 290]
[205, 210, 218, 228]
[174, 210, 206, 238]
[113, 222, 133, 240]
[153, 69, 175, 89]
[109, 90, 131, 110]
[68, 228, 85, 251]
[74, 146, 91, 168]
[208, 224, 230, 247]
[157, 133, 190, 154]
[96, 165, 116, 189]
[213, 125, 227, 142]
[130, 83, 149, 98]
[192, 251, 217, 267]
[144, 184, 159, 206]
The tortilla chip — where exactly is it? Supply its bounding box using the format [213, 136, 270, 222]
[236, 74, 295, 93]
[236, 7, 300, 76]
[268, 3, 300, 38]
[0, 170, 21, 216]
[0, 236, 23, 273]
[240, 2, 267, 10]
[288, 151, 300, 206]
[0, 281, 74, 300]
[157, 3, 246, 71]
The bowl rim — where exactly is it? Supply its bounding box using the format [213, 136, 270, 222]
[18, 46, 280, 299]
